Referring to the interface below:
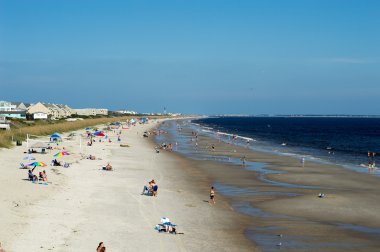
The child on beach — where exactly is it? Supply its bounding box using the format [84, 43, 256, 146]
[209, 186, 215, 204]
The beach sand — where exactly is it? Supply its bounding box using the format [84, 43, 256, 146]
[0, 120, 255, 251]
[168, 124, 380, 251]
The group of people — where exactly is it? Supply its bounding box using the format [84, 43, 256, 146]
[51, 159, 62, 166]
[28, 168, 48, 183]
[141, 179, 158, 196]
[156, 143, 173, 152]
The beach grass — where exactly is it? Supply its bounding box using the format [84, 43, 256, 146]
[0, 116, 143, 148]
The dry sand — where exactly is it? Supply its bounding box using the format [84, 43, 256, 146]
[0, 120, 255, 252]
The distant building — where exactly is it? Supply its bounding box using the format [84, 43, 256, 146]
[33, 112, 48, 120]
[115, 110, 138, 115]
[0, 100, 27, 119]
[27, 102, 51, 119]
[0, 116, 10, 130]
[27, 102, 74, 119]
[74, 108, 108, 116]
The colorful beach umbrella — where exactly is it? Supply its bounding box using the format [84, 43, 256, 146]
[28, 162, 47, 167]
[54, 151, 70, 157]
[93, 132, 105, 137]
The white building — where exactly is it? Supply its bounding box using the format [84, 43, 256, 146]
[33, 112, 48, 120]
[0, 101, 27, 119]
[115, 110, 138, 115]
[74, 108, 108, 116]
[0, 116, 10, 130]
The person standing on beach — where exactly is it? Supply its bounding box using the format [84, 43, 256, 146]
[241, 156, 246, 166]
[209, 186, 216, 204]
[301, 157, 305, 167]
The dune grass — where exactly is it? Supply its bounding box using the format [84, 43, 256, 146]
[0, 117, 138, 148]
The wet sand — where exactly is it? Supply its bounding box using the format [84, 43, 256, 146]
[155, 120, 380, 251]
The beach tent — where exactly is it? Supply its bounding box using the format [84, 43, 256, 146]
[50, 133, 62, 141]
[31, 142, 50, 149]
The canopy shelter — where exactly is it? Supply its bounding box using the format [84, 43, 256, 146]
[50, 133, 61, 139]
[31, 142, 50, 149]
[30, 142, 50, 154]
[50, 133, 62, 143]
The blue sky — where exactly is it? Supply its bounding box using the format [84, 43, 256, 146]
[1, 0, 379, 115]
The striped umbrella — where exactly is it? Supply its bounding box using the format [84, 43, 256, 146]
[28, 162, 47, 167]
[54, 151, 70, 157]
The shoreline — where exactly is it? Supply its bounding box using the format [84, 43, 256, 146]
[0, 119, 256, 251]
[155, 119, 380, 251]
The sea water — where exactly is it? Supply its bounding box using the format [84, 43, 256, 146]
[193, 116, 380, 176]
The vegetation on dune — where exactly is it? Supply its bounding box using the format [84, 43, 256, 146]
[0, 116, 148, 148]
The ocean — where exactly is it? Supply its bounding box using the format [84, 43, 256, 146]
[193, 117, 380, 175]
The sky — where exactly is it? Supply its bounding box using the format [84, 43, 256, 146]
[1, 0, 379, 115]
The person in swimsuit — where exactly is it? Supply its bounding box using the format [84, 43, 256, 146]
[209, 186, 215, 204]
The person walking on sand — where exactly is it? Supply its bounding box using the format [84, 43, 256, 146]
[209, 186, 216, 204]
[301, 157, 305, 167]
[241, 156, 246, 166]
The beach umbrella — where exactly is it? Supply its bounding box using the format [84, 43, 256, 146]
[54, 151, 70, 157]
[23, 156, 36, 160]
[85, 127, 92, 130]
[28, 162, 47, 167]
[94, 132, 105, 137]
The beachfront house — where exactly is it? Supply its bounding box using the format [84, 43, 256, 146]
[74, 108, 108, 116]
[27, 102, 75, 119]
[32, 112, 48, 120]
[0, 100, 27, 119]
[27, 102, 51, 119]
[12, 102, 30, 111]
[55, 104, 74, 117]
